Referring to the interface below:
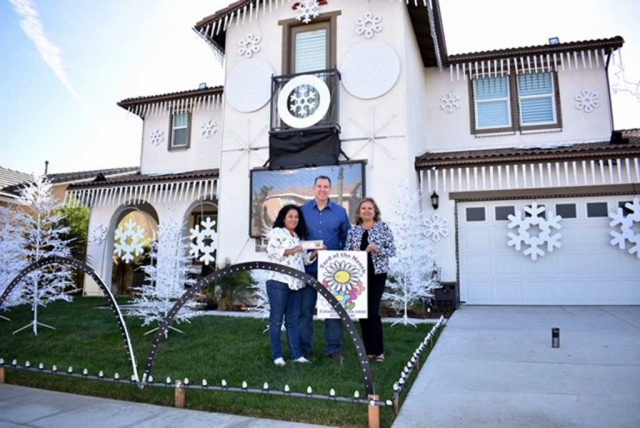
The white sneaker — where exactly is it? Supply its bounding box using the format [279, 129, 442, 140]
[294, 356, 310, 364]
[274, 358, 286, 366]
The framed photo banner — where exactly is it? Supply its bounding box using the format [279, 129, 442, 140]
[316, 251, 368, 319]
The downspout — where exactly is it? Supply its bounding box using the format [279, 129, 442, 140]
[604, 49, 616, 135]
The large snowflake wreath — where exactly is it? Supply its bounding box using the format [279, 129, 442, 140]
[440, 92, 461, 114]
[424, 214, 449, 242]
[149, 129, 164, 146]
[355, 12, 383, 39]
[289, 86, 318, 117]
[575, 90, 600, 112]
[238, 34, 261, 58]
[189, 217, 217, 265]
[114, 220, 146, 263]
[506, 203, 562, 261]
[296, 0, 320, 24]
[90, 224, 107, 245]
[200, 120, 217, 138]
[609, 198, 640, 258]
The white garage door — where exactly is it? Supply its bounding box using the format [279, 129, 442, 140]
[458, 195, 639, 305]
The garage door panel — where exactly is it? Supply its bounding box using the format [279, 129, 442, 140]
[458, 196, 639, 305]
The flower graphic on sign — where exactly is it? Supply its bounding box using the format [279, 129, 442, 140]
[322, 259, 365, 309]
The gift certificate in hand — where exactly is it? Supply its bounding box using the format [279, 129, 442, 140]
[301, 240, 323, 250]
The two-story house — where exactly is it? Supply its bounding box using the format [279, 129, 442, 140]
[68, 0, 640, 305]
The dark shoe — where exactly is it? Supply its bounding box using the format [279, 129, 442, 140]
[328, 353, 344, 365]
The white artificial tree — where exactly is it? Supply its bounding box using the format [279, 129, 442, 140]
[10, 175, 76, 335]
[384, 180, 440, 326]
[0, 206, 28, 320]
[130, 213, 198, 336]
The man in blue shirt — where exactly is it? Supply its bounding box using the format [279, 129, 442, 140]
[300, 175, 351, 361]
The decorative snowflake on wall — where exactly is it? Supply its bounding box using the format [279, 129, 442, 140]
[440, 93, 461, 114]
[575, 90, 600, 112]
[609, 198, 640, 258]
[189, 217, 217, 266]
[114, 220, 146, 264]
[238, 34, 261, 58]
[149, 129, 164, 146]
[424, 214, 449, 242]
[289, 87, 318, 118]
[296, 0, 320, 24]
[90, 224, 107, 245]
[200, 120, 218, 138]
[506, 203, 562, 261]
[355, 12, 383, 39]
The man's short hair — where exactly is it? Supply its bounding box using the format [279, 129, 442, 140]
[314, 175, 332, 186]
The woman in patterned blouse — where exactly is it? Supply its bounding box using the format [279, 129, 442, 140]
[266, 204, 317, 366]
[344, 198, 396, 362]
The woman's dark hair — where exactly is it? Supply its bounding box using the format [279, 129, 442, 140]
[273, 204, 307, 239]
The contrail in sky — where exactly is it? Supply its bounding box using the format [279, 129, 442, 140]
[9, 0, 84, 106]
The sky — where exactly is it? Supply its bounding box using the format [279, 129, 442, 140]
[1, 0, 639, 175]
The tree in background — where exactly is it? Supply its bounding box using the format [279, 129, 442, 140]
[215, 258, 257, 311]
[9, 175, 77, 335]
[384, 180, 439, 326]
[57, 203, 90, 291]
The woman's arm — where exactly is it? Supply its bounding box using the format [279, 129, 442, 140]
[376, 222, 396, 257]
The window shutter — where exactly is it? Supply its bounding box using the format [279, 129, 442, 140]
[295, 28, 328, 73]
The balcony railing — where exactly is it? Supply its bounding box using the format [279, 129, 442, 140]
[270, 69, 341, 134]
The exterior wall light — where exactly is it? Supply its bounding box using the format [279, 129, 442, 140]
[430, 191, 439, 210]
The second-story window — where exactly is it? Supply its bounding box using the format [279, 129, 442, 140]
[170, 111, 190, 150]
[292, 23, 329, 74]
[517, 72, 557, 127]
[473, 76, 513, 131]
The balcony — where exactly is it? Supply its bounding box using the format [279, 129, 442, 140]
[270, 69, 341, 134]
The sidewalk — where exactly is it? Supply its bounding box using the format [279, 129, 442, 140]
[0, 384, 331, 428]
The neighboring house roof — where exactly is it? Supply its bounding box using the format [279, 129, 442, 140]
[415, 130, 640, 169]
[117, 86, 224, 113]
[67, 169, 220, 190]
[0, 166, 31, 190]
[194, 0, 447, 69]
[447, 36, 624, 64]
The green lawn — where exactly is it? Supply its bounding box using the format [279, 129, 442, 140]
[0, 298, 437, 427]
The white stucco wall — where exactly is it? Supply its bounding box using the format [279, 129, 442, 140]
[140, 108, 223, 175]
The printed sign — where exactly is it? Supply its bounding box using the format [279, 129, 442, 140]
[316, 251, 368, 319]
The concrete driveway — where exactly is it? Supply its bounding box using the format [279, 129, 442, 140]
[393, 306, 640, 428]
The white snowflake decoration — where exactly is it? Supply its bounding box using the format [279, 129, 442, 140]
[90, 224, 107, 245]
[200, 120, 218, 138]
[506, 203, 562, 261]
[114, 219, 146, 264]
[238, 34, 261, 58]
[296, 0, 320, 24]
[289, 87, 318, 118]
[189, 217, 217, 265]
[424, 214, 449, 242]
[575, 90, 600, 112]
[149, 129, 164, 146]
[356, 12, 382, 39]
[609, 198, 640, 258]
[440, 92, 461, 114]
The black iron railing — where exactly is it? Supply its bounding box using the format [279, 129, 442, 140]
[270, 69, 341, 134]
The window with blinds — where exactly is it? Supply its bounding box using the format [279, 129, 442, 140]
[473, 76, 512, 129]
[518, 72, 556, 126]
[171, 111, 190, 148]
[291, 23, 329, 74]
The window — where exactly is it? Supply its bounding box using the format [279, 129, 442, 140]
[495, 206, 515, 221]
[556, 203, 577, 219]
[470, 71, 561, 134]
[518, 73, 557, 126]
[473, 76, 512, 130]
[170, 111, 190, 149]
[524, 204, 545, 218]
[618, 201, 633, 217]
[587, 202, 608, 218]
[466, 207, 486, 222]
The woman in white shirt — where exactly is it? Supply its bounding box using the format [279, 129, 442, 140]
[266, 205, 317, 366]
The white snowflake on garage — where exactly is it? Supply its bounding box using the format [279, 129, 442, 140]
[149, 129, 164, 146]
[440, 92, 461, 114]
[200, 120, 218, 138]
[296, 0, 320, 24]
[424, 214, 449, 242]
[190, 217, 217, 266]
[609, 198, 640, 258]
[90, 224, 107, 245]
[238, 34, 261, 58]
[114, 220, 146, 264]
[356, 12, 382, 39]
[506, 203, 562, 261]
[575, 90, 600, 112]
